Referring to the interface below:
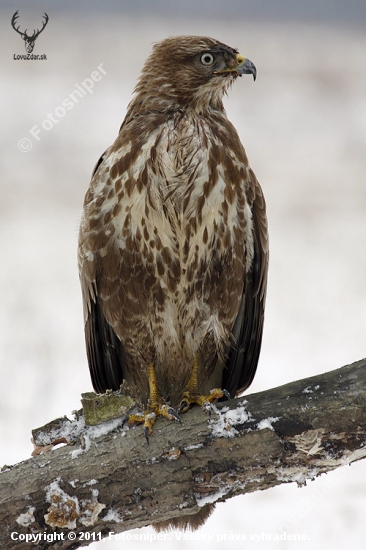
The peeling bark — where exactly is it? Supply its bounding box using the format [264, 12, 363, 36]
[1, 359, 366, 549]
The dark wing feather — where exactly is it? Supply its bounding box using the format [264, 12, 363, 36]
[85, 296, 124, 394]
[222, 169, 268, 397]
[81, 146, 125, 394]
[91, 146, 110, 178]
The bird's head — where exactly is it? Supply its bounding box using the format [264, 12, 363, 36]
[131, 36, 256, 115]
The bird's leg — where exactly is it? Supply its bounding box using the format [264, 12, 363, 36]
[178, 355, 229, 415]
[128, 364, 179, 441]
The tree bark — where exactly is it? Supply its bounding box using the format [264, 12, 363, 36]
[1, 359, 366, 549]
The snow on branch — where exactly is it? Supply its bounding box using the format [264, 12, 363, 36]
[1, 359, 366, 549]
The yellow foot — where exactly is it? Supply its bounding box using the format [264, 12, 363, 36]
[178, 388, 228, 414]
[128, 365, 179, 442]
[178, 355, 229, 414]
[129, 403, 179, 440]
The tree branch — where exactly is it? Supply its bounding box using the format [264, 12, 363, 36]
[1, 359, 366, 549]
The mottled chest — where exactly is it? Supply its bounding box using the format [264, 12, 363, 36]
[87, 112, 253, 285]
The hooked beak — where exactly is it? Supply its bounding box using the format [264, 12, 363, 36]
[213, 53, 257, 81]
[236, 54, 257, 81]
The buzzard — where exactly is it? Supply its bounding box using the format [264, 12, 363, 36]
[78, 36, 268, 442]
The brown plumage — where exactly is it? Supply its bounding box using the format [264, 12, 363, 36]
[78, 35, 268, 530]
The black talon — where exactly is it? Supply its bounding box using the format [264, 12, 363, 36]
[144, 426, 150, 445]
[178, 400, 189, 415]
[168, 407, 181, 423]
[222, 389, 230, 400]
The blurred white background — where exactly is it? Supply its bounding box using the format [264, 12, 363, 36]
[1, 1, 366, 548]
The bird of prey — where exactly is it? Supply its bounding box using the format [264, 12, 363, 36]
[78, 35, 268, 448]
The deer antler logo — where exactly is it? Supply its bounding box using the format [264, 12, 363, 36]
[11, 10, 49, 54]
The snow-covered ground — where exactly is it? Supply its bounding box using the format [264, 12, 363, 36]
[1, 10, 366, 550]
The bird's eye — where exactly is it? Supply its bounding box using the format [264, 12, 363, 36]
[200, 53, 215, 66]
